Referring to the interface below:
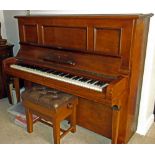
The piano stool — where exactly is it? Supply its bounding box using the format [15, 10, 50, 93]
[21, 85, 78, 144]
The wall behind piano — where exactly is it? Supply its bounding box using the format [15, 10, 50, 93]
[3, 10, 27, 56]
[0, 11, 7, 39]
[29, 1, 155, 136]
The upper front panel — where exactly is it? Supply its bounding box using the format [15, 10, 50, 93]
[94, 27, 121, 56]
[23, 24, 38, 43]
[42, 25, 87, 51]
[16, 16, 136, 75]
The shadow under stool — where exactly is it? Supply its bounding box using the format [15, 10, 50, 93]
[21, 85, 78, 144]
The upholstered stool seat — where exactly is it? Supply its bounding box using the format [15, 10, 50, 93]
[21, 85, 78, 144]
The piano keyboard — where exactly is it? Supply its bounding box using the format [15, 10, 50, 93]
[10, 64, 109, 92]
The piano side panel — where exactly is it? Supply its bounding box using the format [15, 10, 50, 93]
[124, 17, 152, 142]
[77, 98, 112, 139]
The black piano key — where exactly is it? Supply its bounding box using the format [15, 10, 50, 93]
[79, 77, 89, 82]
[46, 69, 55, 73]
[71, 76, 77, 79]
[52, 71, 62, 75]
[20, 64, 31, 68]
[65, 74, 74, 78]
[94, 81, 105, 86]
[77, 77, 83, 81]
[87, 79, 97, 84]
[100, 83, 107, 87]
[64, 74, 69, 77]
[41, 68, 49, 72]
[59, 73, 68, 77]
[38, 68, 48, 71]
[39, 67, 46, 71]
[35, 65, 40, 68]
[72, 76, 81, 80]
[19, 63, 26, 66]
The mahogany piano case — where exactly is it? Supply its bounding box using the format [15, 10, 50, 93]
[3, 14, 153, 143]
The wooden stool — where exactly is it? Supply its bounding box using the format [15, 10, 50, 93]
[21, 86, 78, 144]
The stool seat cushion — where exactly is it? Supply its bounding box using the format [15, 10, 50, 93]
[21, 86, 73, 111]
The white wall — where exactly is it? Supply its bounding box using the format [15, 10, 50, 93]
[0, 10, 7, 39]
[2, 0, 155, 135]
[3, 10, 27, 56]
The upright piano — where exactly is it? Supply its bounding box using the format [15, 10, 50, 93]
[3, 14, 153, 143]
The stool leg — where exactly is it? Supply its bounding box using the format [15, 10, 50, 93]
[14, 78, 20, 103]
[53, 119, 60, 144]
[70, 101, 77, 133]
[25, 108, 33, 133]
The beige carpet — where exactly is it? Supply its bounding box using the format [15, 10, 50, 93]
[0, 98, 155, 144]
[129, 123, 155, 144]
[0, 98, 111, 144]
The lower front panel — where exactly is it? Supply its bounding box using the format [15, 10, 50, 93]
[76, 98, 112, 139]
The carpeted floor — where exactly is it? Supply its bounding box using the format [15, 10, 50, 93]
[0, 98, 111, 144]
[0, 98, 155, 144]
[129, 123, 155, 144]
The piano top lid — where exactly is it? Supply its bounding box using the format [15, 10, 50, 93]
[14, 13, 153, 19]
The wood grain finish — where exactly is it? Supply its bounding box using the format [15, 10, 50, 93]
[94, 27, 121, 56]
[16, 16, 139, 74]
[3, 14, 153, 143]
[42, 25, 87, 51]
[0, 44, 13, 99]
[23, 24, 39, 43]
[23, 94, 78, 144]
[77, 98, 112, 138]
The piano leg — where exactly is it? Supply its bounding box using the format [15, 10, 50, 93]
[14, 77, 20, 103]
[112, 104, 121, 144]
